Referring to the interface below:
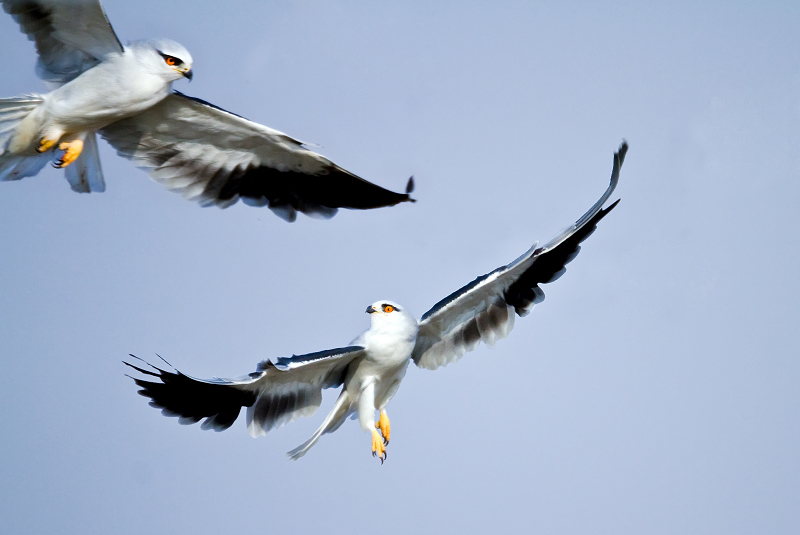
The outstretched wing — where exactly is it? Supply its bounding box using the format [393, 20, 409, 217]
[100, 92, 414, 220]
[125, 346, 365, 436]
[2, 0, 123, 87]
[412, 142, 627, 370]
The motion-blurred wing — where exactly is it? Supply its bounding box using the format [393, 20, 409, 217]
[101, 92, 414, 220]
[125, 346, 365, 435]
[412, 142, 627, 370]
[2, 0, 123, 87]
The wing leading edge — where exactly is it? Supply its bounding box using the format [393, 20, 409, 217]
[101, 92, 414, 220]
[412, 142, 627, 370]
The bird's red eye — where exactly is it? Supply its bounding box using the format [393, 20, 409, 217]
[383, 305, 394, 313]
[165, 56, 177, 66]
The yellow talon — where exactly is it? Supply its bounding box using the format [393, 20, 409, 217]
[371, 429, 387, 464]
[37, 137, 57, 153]
[53, 139, 84, 168]
[375, 410, 391, 445]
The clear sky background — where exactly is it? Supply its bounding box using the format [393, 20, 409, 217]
[1, 1, 798, 534]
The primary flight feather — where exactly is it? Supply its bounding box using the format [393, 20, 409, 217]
[126, 142, 628, 462]
[0, 0, 413, 220]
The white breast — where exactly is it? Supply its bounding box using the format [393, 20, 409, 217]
[44, 50, 172, 131]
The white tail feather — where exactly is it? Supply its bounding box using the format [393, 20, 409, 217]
[287, 390, 352, 460]
[64, 133, 106, 193]
[0, 152, 50, 181]
[0, 95, 44, 156]
[0, 96, 106, 192]
[0, 95, 49, 182]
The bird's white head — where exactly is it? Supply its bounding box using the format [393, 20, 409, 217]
[140, 38, 194, 81]
[356, 300, 418, 352]
[365, 300, 418, 335]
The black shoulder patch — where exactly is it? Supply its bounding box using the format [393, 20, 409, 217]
[275, 345, 364, 368]
[172, 90, 247, 120]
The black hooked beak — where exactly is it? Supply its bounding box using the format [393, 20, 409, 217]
[183, 69, 193, 81]
[366, 305, 376, 314]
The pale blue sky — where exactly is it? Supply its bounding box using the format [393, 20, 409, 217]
[1, 1, 799, 534]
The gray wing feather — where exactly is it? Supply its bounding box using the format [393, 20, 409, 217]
[3, 0, 123, 87]
[100, 92, 413, 219]
[125, 346, 365, 436]
[413, 142, 627, 370]
[246, 346, 365, 436]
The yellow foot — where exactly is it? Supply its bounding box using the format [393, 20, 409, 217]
[53, 139, 84, 168]
[37, 137, 57, 153]
[371, 429, 387, 464]
[375, 410, 391, 445]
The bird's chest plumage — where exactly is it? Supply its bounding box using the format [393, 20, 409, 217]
[364, 323, 417, 368]
[45, 54, 171, 129]
[347, 322, 417, 391]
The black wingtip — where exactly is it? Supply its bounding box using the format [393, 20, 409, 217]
[604, 198, 621, 214]
[123, 354, 175, 378]
[154, 353, 175, 368]
[123, 360, 161, 378]
[405, 176, 417, 203]
[617, 140, 628, 167]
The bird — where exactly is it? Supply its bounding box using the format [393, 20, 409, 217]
[0, 0, 413, 221]
[126, 142, 628, 462]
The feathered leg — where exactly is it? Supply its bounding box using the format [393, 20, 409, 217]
[356, 382, 386, 463]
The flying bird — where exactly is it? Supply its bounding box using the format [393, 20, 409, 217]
[126, 142, 628, 462]
[0, 0, 413, 221]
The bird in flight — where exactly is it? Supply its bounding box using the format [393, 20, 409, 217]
[126, 142, 628, 462]
[0, 0, 413, 221]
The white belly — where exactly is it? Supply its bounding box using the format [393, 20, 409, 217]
[346, 330, 416, 410]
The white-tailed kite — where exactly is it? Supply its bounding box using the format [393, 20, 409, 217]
[0, 0, 413, 221]
[126, 142, 628, 462]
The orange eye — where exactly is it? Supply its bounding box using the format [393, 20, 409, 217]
[165, 56, 177, 66]
[383, 305, 394, 313]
